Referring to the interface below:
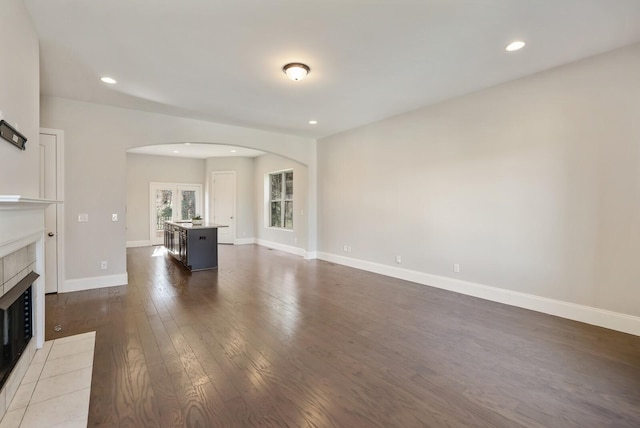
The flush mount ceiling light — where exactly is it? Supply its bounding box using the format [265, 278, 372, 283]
[309, 120, 318, 125]
[505, 41, 526, 52]
[283, 63, 310, 81]
[100, 76, 117, 84]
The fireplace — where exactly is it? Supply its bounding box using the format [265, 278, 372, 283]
[0, 271, 36, 390]
[0, 196, 51, 421]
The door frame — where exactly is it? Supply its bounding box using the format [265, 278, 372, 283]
[211, 171, 236, 244]
[40, 128, 65, 294]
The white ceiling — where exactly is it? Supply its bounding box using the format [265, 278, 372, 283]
[128, 143, 265, 159]
[25, 0, 640, 139]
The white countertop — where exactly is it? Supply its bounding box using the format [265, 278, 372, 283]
[165, 221, 228, 230]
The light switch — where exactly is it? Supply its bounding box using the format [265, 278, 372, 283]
[112, 213, 118, 221]
[78, 214, 89, 222]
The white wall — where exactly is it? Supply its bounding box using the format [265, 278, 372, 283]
[0, 0, 44, 415]
[205, 157, 255, 242]
[40, 97, 314, 289]
[318, 43, 640, 319]
[0, 0, 39, 197]
[254, 154, 308, 254]
[126, 153, 206, 243]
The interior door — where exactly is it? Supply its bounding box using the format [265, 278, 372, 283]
[40, 132, 59, 294]
[212, 172, 236, 244]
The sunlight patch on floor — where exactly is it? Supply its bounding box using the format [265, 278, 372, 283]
[151, 246, 167, 257]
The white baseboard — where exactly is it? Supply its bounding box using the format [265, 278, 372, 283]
[126, 240, 151, 248]
[61, 273, 128, 293]
[304, 251, 318, 260]
[316, 252, 640, 337]
[234, 238, 255, 245]
[255, 239, 306, 257]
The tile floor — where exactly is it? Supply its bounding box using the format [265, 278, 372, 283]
[0, 332, 95, 428]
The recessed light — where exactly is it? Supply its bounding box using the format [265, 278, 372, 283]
[172, 150, 180, 154]
[309, 120, 318, 125]
[184, 143, 191, 146]
[230, 149, 237, 153]
[505, 41, 525, 52]
[100, 76, 117, 84]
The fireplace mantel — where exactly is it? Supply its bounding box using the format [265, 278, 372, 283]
[0, 195, 61, 256]
[0, 195, 61, 209]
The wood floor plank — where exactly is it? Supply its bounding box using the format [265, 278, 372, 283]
[44, 245, 640, 427]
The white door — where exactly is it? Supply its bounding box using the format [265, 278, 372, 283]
[40, 131, 62, 294]
[149, 182, 202, 245]
[212, 172, 236, 244]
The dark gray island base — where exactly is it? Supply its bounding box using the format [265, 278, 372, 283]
[164, 221, 228, 271]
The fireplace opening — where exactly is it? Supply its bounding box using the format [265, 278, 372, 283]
[0, 271, 37, 390]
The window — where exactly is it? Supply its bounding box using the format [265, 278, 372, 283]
[269, 170, 293, 229]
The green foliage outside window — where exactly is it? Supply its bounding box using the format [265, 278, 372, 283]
[269, 171, 293, 229]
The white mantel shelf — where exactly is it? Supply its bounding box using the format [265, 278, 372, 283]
[0, 195, 61, 209]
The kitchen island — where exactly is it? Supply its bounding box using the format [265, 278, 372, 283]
[164, 221, 227, 271]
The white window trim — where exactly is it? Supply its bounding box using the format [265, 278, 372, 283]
[265, 169, 294, 230]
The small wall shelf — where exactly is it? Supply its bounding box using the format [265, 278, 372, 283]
[0, 196, 61, 210]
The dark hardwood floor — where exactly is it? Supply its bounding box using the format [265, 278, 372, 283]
[45, 245, 640, 427]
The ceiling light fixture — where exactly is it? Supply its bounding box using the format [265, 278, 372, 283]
[172, 150, 180, 154]
[309, 120, 318, 125]
[100, 76, 117, 84]
[283, 63, 310, 81]
[505, 41, 525, 52]
[230, 149, 237, 153]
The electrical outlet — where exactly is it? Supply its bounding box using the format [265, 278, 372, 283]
[343, 245, 348, 252]
[112, 213, 118, 221]
[453, 263, 460, 273]
[396, 255, 402, 264]
[78, 214, 89, 222]
[101, 261, 107, 270]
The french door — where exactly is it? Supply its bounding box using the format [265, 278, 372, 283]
[150, 182, 202, 245]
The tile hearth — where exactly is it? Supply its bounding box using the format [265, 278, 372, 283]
[0, 332, 95, 428]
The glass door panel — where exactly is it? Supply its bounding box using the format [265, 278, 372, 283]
[150, 183, 202, 245]
[155, 189, 173, 237]
[177, 186, 201, 221]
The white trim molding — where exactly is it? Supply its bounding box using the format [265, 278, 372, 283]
[0, 231, 43, 259]
[255, 239, 306, 257]
[316, 252, 640, 337]
[304, 251, 318, 260]
[62, 273, 128, 293]
[126, 240, 151, 248]
[234, 238, 255, 245]
[40, 128, 66, 297]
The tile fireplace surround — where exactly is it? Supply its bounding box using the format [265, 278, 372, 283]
[0, 196, 53, 423]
